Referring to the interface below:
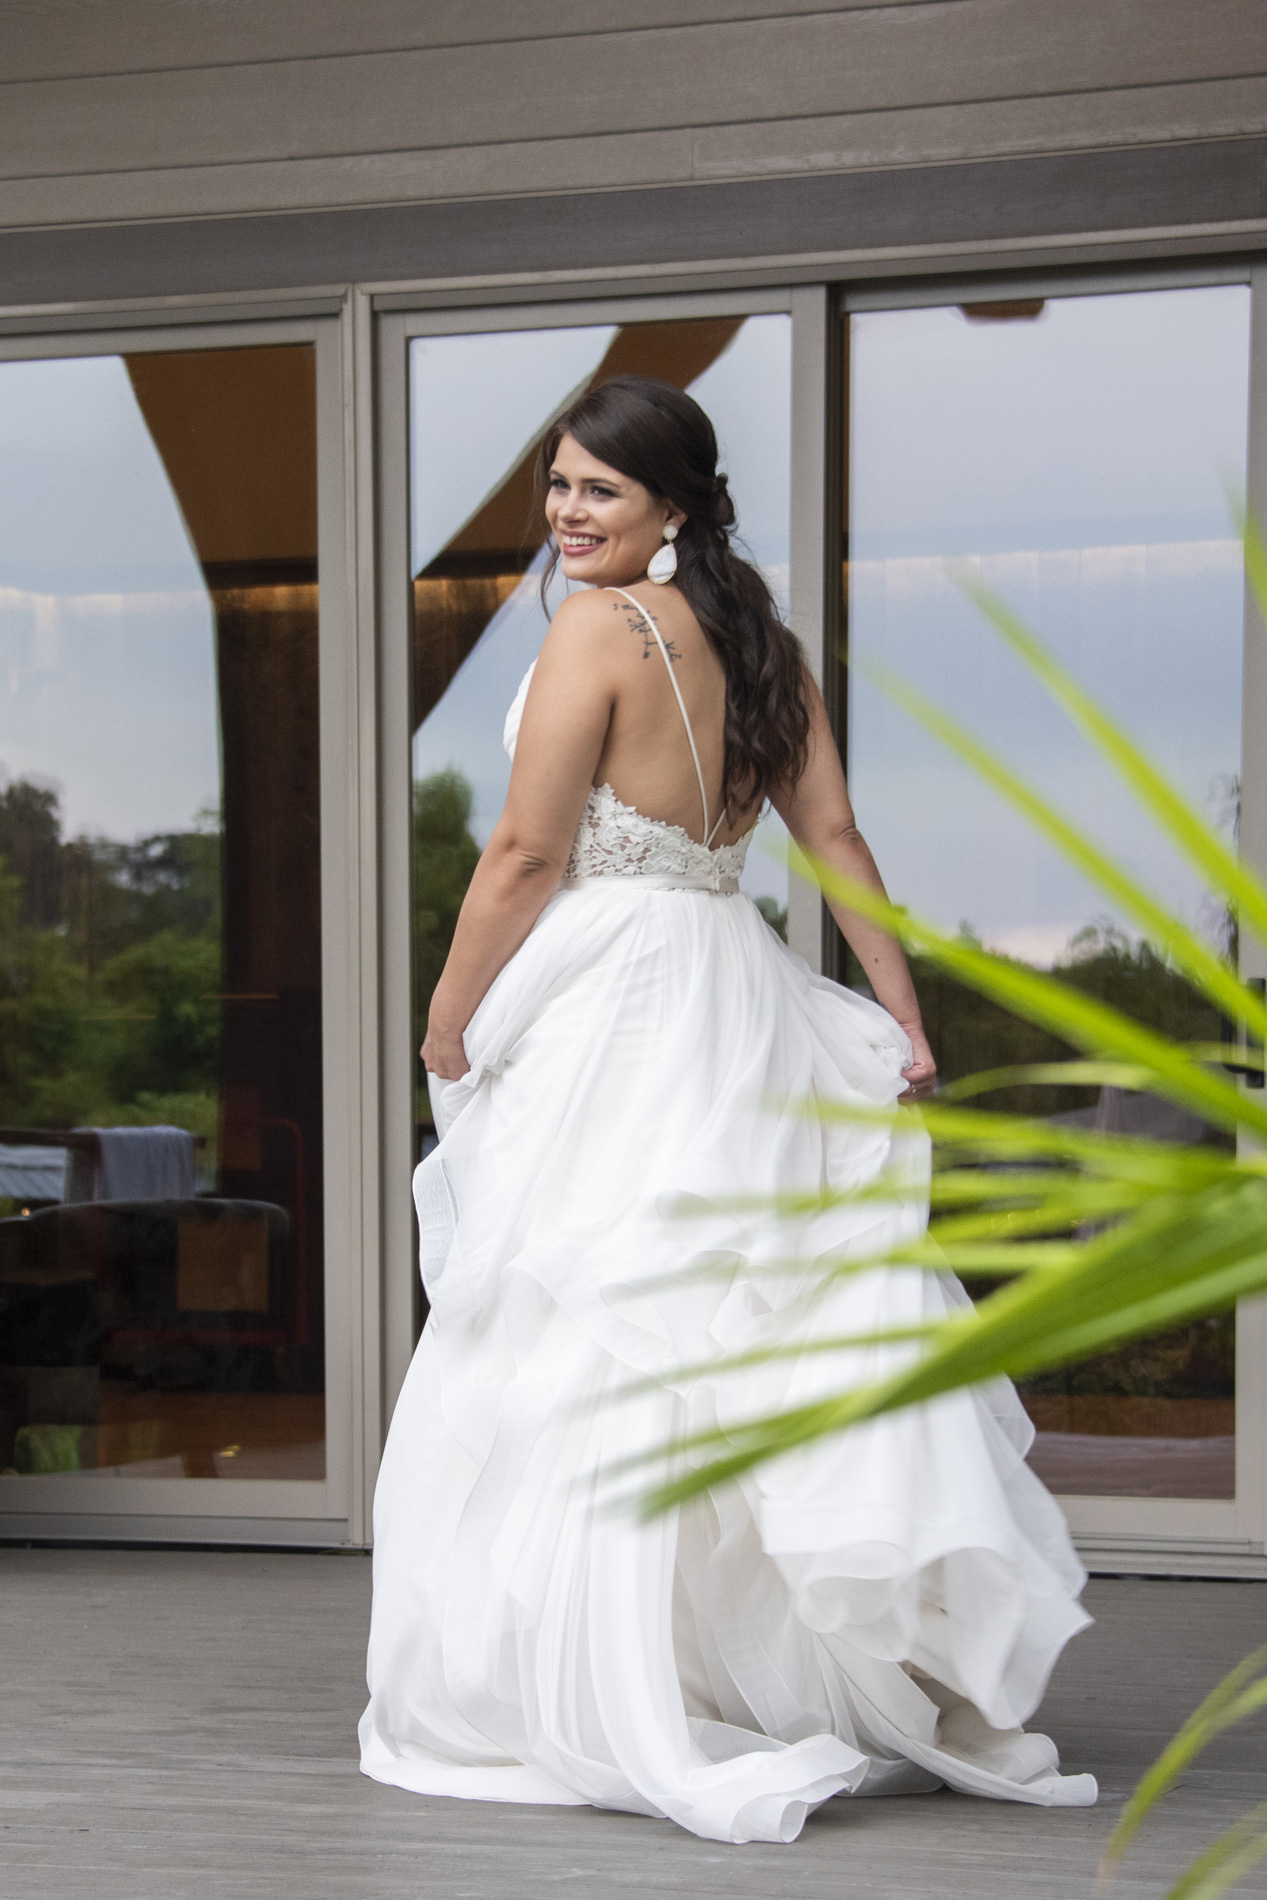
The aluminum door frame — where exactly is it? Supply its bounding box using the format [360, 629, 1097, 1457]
[0, 310, 361, 1548]
[840, 262, 1266, 1574]
[371, 287, 833, 1445]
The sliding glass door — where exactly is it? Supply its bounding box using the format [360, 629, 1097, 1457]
[17, 272, 1244, 1557]
[0, 322, 353, 1540]
[375, 293, 802, 1394]
[843, 281, 1255, 1543]
[382, 277, 1267, 1569]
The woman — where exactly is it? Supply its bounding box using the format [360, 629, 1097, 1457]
[360, 375, 1096, 1844]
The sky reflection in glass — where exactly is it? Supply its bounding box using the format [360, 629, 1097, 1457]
[409, 316, 792, 907]
[847, 286, 1251, 964]
[0, 355, 219, 843]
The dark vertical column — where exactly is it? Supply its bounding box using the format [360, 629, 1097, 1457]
[211, 571, 323, 1387]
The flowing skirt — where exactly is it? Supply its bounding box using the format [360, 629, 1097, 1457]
[359, 883, 1097, 1843]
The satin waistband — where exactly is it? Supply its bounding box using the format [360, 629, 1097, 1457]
[558, 872, 740, 895]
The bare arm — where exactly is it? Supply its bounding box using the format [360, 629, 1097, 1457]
[421, 598, 617, 1080]
[771, 677, 936, 1096]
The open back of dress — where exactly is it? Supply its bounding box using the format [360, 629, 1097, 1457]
[361, 619, 1096, 1844]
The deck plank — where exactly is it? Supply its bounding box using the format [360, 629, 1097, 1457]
[1, 1548, 1265, 1898]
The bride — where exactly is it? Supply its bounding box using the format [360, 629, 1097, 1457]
[359, 374, 1097, 1843]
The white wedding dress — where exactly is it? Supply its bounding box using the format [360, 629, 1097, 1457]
[359, 592, 1097, 1843]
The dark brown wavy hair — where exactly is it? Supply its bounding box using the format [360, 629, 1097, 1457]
[536, 374, 812, 813]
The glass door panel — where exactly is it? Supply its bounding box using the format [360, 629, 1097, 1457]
[845, 285, 1251, 1499]
[409, 314, 792, 1171]
[0, 345, 325, 1484]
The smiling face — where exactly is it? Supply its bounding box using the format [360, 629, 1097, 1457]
[545, 433, 686, 588]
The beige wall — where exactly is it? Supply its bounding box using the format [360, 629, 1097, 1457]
[0, 0, 1262, 234]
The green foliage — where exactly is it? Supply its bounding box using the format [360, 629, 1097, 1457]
[94, 929, 221, 1101]
[1021, 1311, 1233, 1402]
[642, 572, 1267, 1508]
[12, 1422, 88, 1474]
[907, 933, 1227, 1120]
[413, 768, 481, 1037]
[1102, 1650, 1267, 1899]
[0, 781, 62, 928]
[61, 824, 221, 974]
[0, 784, 222, 1133]
[635, 542, 1267, 1893]
[755, 896, 789, 942]
[901, 927, 1236, 1413]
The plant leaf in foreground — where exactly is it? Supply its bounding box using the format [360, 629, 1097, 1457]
[958, 573, 1267, 954]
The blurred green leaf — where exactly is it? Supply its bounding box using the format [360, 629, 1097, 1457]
[957, 573, 1267, 954]
[1164, 1805, 1267, 1900]
[870, 661, 1267, 1041]
[809, 855, 1267, 1140]
[1103, 1650, 1267, 1876]
[641, 539, 1267, 1894]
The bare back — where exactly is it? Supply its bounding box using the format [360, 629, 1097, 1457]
[590, 583, 760, 848]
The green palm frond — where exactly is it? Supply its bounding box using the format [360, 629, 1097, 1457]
[1099, 1651, 1267, 1899]
[1231, 498, 1267, 638]
[1162, 1807, 1267, 1900]
[1102, 1650, 1267, 1877]
[641, 536, 1267, 1505]
[815, 1099, 1248, 1181]
[957, 573, 1267, 952]
[640, 539, 1267, 1887]
[642, 1175, 1267, 1513]
[869, 661, 1267, 1041]
[937, 1061, 1170, 1099]
[806, 856, 1266, 1141]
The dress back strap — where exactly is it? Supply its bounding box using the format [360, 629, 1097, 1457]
[607, 586, 712, 844]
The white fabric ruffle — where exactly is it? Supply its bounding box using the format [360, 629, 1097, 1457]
[360, 880, 1096, 1842]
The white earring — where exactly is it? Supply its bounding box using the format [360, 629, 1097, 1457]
[647, 523, 679, 585]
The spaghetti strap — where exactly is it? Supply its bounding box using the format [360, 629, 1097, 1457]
[607, 586, 714, 845]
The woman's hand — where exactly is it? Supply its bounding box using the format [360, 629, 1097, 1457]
[421, 1021, 470, 1082]
[898, 1022, 937, 1102]
[774, 683, 940, 1102]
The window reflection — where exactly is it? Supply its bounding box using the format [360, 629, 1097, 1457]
[845, 286, 1251, 1499]
[409, 315, 794, 1190]
[0, 344, 324, 1482]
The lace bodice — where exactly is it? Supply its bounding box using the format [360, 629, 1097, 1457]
[503, 660, 754, 885]
[566, 780, 751, 880]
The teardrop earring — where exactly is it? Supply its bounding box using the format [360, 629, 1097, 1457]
[647, 523, 679, 585]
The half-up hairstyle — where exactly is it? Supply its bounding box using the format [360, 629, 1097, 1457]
[535, 375, 812, 813]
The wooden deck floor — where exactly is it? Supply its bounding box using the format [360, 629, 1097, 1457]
[2, 1547, 1265, 1899]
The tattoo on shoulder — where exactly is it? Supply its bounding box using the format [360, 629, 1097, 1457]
[612, 597, 680, 662]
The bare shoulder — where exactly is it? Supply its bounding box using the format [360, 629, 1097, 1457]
[537, 588, 653, 678]
[520, 594, 620, 725]
[539, 588, 620, 658]
[579, 581, 701, 666]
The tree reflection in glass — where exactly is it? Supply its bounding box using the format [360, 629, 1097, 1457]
[845, 286, 1251, 1499]
[0, 345, 325, 1484]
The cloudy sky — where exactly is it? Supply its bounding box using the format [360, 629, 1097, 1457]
[0, 353, 219, 842]
[0, 284, 1250, 956]
[847, 284, 1251, 961]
